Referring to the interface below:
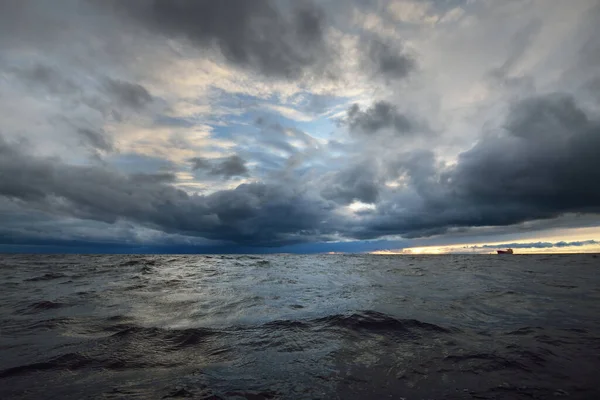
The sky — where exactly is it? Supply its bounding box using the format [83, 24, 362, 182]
[1, 0, 600, 254]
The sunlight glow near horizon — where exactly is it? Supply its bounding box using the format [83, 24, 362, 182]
[371, 241, 600, 255]
[370, 226, 600, 254]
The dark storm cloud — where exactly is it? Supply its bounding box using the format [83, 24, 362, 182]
[385, 149, 440, 189]
[0, 136, 336, 245]
[345, 101, 414, 135]
[454, 93, 599, 210]
[357, 92, 600, 239]
[110, 0, 329, 79]
[364, 36, 416, 82]
[103, 78, 153, 110]
[321, 163, 381, 204]
[2, 91, 600, 246]
[212, 155, 249, 178]
[190, 155, 248, 179]
[204, 183, 335, 245]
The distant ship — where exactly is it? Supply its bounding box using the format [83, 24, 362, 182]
[497, 248, 514, 254]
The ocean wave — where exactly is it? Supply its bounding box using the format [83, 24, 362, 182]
[0, 350, 174, 379]
[108, 325, 221, 349]
[443, 352, 533, 373]
[140, 266, 153, 274]
[119, 259, 157, 267]
[314, 311, 452, 335]
[2, 254, 600, 399]
[24, 272, 67, 282]
[505, 326, 543, 335]
[0, 317, 72, 336]
[261, 320, 311, 330]
[0, 353, 93, 378]
[19, 301, 67, 314]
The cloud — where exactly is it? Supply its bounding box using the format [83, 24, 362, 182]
[0, 135, 337, 245]
[3, 91, 591, 247]
[204, 183, 337, 245]
[103, 78, 153, 110]
[111, 0, 330, 79]
[355, 92, 600, 240]
[345, 101, 414, 135]
[1, 0, 600, 252]
[321, 162, 381, 205]
[363, 36, 416, 82]
[452, 93, 600, 213]
[221, 119, 325, 180]
[487, 19, 541, 89]
[129, 172, 177, 184]
[190, 155, 249, 179]
[77, 128, 114, 153]
[6, 63, 153, 115]
[9, 63, 79, 95]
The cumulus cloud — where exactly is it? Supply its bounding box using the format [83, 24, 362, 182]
[190, 155, 249, 179]
[321, 162, 382, 205]
[2, 89, 599, 247]
[363, 36, 416, 82]
[345, 101, 414, 135]
[356, 92, 600, 240]
[109, 0, 330, 79]
[0, 136, 336, 245]
[452, 93, 600, 215]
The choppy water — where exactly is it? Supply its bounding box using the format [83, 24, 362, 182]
[1, 254, 599, 399]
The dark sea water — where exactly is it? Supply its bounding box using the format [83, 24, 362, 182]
[1, 254, 599, 399]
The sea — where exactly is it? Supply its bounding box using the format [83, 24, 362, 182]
[1, 254, 599, 399]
